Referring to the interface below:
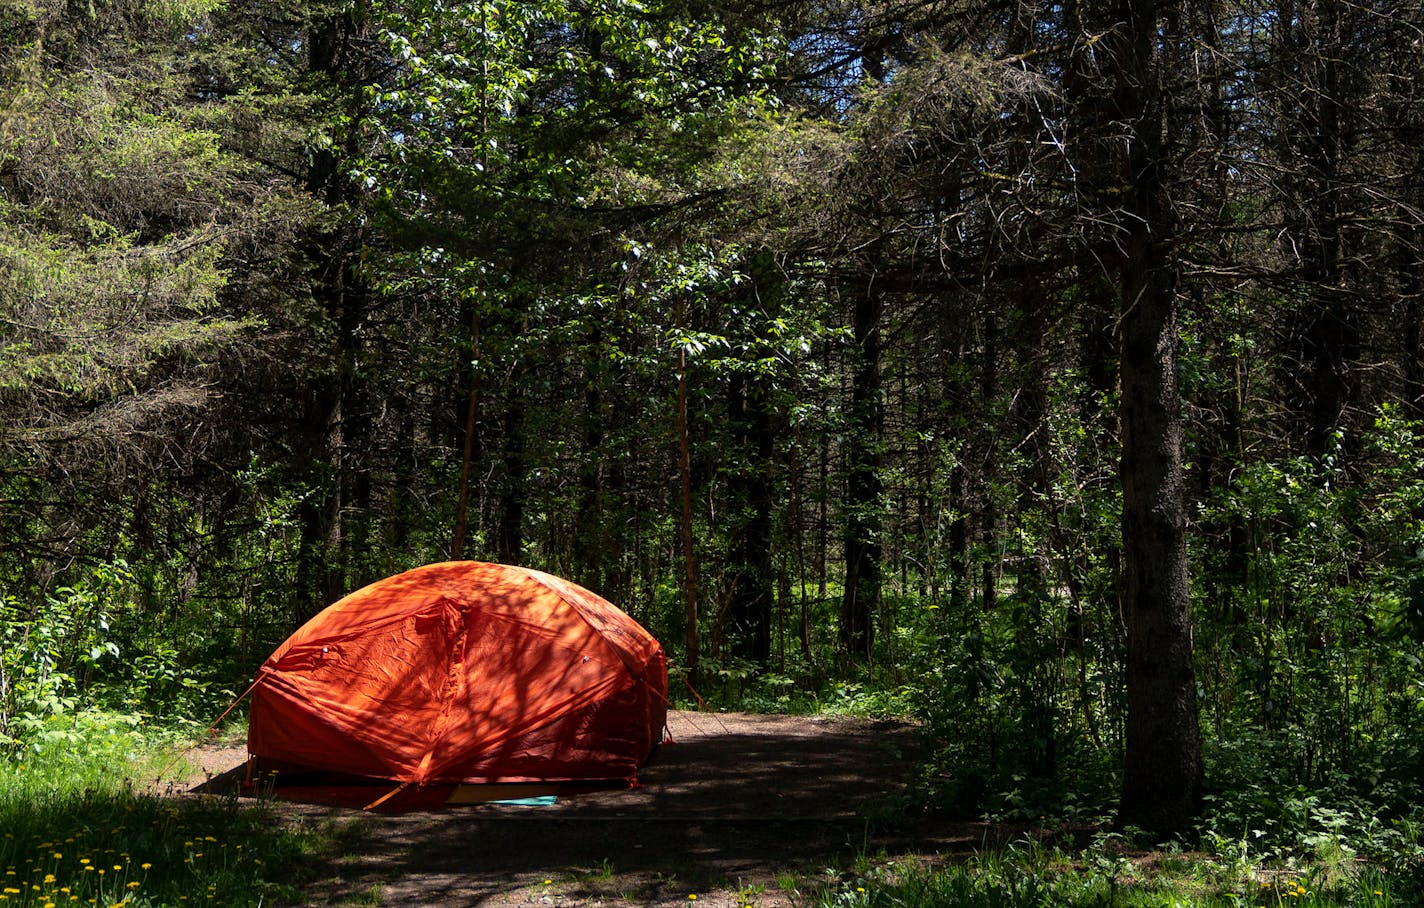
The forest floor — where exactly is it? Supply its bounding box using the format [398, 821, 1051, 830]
[174, 710, 1040, 907]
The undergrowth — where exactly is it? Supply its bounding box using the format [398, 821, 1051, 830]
[0, 712, 317, 908]
[812, 845, 1412, 908]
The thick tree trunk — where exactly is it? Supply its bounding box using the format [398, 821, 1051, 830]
[1117, 258, 1204, 837]
[1113, 0, 1204, 839]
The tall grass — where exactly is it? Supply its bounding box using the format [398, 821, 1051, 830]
[0, 713, 313, 907]
[815, 846, 1406, 908]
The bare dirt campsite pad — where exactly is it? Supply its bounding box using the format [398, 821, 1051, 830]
[179, 710, 961, 907]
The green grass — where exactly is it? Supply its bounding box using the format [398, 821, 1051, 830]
[814, 849, 1408, 908]
[0, 713, 317, 908]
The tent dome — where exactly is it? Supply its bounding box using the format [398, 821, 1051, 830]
[247, 561, 667, 785]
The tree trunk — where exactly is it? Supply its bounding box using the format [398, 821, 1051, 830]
[727, 371, 774, 667]
[677, 298, 700, 686]
[296, 379, 346, 622]
[1113, 0, 1204, 839]
[1117, 259, 1204, 837]
[295, 8, 369, 618]
[840, 283, 882, 660]
[575, 326, 608, 587]
[495, 385, 526, 565]
[979, 311, 999, 615]
[452, 308, 481, 559]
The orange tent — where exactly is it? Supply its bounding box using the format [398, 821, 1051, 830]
[247, 561, 667, 787]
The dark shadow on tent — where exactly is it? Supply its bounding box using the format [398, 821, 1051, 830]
[246, 562, 667, 793]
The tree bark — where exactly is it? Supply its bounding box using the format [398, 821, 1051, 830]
[296, 7, 369, 618]
[727, 371, 774, 667]
[452, 308, 481, 559]
[1112, 0, 1204, 838]
[979, 311, 999, 615]
[495, 384, 526, 565]
[840, 282, 882, 659]
[575, 326, 608, 587]
[677, 298, 700, 686]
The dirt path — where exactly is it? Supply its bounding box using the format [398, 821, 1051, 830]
[181, 711, 988, 907]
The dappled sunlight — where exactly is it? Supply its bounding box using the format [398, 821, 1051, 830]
[267, 711, 925, 907]
[247, 562, 666, 789]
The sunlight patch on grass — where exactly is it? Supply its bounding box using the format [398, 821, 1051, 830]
[812, 850, 1403, 908]
[0, 713, 316, 907]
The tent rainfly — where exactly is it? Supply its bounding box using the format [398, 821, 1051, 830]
[247, 561, 667, 786]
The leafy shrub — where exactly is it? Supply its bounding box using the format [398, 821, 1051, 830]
[0, 564, 128, 753]
[0, 561, 227, 755]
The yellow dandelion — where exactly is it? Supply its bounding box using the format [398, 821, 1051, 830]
[44, 875, 56, 883]
[52, 853, 61, 860]
[126, 883, 140, 890]
[140, 864, 150, 871]
[689, 896, 698, 901]
[79, 860, 89, 866]
[112, 866, 121, 872]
